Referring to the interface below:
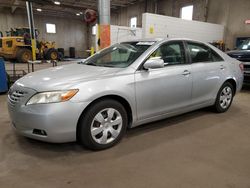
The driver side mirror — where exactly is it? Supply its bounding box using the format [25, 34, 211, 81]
[143, 57, 164, 70]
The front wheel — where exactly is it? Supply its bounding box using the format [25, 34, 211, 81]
[16, 48, 32, 63]
[213, 82, 234, 113]
[45, 48, 58, 60]
[77, 99, 128, 150]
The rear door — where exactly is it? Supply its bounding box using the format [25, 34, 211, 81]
[185, 41, 225, 105]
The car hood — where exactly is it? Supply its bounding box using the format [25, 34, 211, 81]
[227, 49, 250, 55]
[16, 63, 124, 91]
[227, 50, 250, 62]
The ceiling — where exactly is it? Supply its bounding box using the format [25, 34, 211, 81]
[0, 0, 139, 18]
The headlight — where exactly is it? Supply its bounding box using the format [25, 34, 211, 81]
[26, 89, 78, 105]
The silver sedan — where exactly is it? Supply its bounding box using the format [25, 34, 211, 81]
[8, 38, 244, 150]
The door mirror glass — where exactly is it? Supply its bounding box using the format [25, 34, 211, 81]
[143, 57, 164, 69]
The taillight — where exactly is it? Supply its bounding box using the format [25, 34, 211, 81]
[239, 63, 244, 73]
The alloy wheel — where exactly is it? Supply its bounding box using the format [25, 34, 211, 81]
[219, 86, 232, 109]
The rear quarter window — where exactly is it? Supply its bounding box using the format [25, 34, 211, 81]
[187, 42, 224, 63]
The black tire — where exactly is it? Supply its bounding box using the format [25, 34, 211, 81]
[58, 52, 63, 61]
[77, 99, 128, 150]
[57, 48, 65, 57]
[45, 48, 58, 60]
[16, 48, 32, 63]
[213, 82, 234, 113]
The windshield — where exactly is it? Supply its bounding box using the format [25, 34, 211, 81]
[238, 39, 250, 50]
[81, 42, 155, 68]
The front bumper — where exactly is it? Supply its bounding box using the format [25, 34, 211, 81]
[7, 85, 89, 143]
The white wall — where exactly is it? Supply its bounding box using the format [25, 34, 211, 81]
[142, 13, 224, 43]
[0, 11, 88, 57]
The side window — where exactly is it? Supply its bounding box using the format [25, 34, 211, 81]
[150, 42, 186, 65]
[211, 50, 224, 62]
[187, 42, 224, 63]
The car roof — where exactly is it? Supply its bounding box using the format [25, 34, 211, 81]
[121, 38, 163, 42]
[122, 38, 209, 44]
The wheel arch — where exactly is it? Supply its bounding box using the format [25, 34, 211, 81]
[225, 78, 237, 96]
[76, 94, 133, 141]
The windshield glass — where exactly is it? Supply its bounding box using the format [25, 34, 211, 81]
[81, 41, 155, 68]
[238, 39, 250, 50]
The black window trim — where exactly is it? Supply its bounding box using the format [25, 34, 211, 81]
[184, 40, 225, 64]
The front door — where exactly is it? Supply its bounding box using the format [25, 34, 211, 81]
[135, 41, 192, 120]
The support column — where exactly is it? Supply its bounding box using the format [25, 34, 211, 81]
[26, 1, 36, 61]
[97, 0, 110, 50]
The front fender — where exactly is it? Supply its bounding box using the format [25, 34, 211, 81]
[70, 74, 137, 122]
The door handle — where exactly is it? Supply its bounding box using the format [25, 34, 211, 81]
[220, 65, 226, 70]
[182, 70, 191, 76]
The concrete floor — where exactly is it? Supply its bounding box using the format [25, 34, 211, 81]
[0, 88, 250, 188]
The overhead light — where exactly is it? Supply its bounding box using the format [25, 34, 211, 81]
[79, 12, 83, 14]
[76, 13, 80, 16]
[54, 1, 61, 5]
[36, 8, 42, 12]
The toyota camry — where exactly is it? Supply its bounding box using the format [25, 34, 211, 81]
[8, 38, 244, 150]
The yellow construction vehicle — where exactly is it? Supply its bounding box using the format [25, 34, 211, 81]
[0, 27, 58, 63]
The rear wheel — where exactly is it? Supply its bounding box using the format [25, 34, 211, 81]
[45, 48, 58, 60]
[77, 99, 128, 150]
[213, 82, 234, 113]
[16, 48, 32, 63]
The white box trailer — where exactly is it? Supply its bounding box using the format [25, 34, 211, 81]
[94, 25, 142, 51]
[142, 13, 224, 43]
[110, 25, 142, 45]
[93, 13, 224, 51]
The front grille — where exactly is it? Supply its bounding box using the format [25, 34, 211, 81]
[244, 64, 250, 71]
[244, 74, 250, 84]
[8, 90, 27, 106]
